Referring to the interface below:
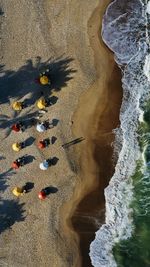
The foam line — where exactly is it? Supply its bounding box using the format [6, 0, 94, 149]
[89, 0, 150, 266]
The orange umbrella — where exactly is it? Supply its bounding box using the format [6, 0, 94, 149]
[11, 124, 20, 132]
[38, 190, 46, 200]
[38, 141, 46, 149]
[12, 161, 20, 169]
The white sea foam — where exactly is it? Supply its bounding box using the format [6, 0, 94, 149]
[89, 1, 150, 266]
[139, 108, 144, 122]
[146, 1, 150, 14]
[143, 54, 150, 81]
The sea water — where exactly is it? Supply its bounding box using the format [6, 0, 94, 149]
[89, 0, 150, 266]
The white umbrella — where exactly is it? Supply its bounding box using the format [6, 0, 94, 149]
[36, 123, 46, 133]
[39, 160, 49, 170]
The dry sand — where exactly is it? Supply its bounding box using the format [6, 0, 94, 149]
[0, 1, 122, 267]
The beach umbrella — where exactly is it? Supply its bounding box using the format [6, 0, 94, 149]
[39, 160, 49, 170]
[12, 161, 20, 169]
[39, 75, 49, 85]
[38, 190, 46, 200]
[12, 124, 20, 132]
[12, 187, 24, 197]
[37, 98, 47, 110]
[38, 141, 46, 149]
[12, 101, 23, 111]
[12, 142, 21, 152]
[36, 123, 46, 133]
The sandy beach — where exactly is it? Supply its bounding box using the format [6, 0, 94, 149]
[0, 1, 122, 267]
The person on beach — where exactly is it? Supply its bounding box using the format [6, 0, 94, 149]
[12, 142, 25, 152]
[11, 122, 25, 132]
[12, 186, 26, 197]
[11, 157, 25, 169]
[12, 101, 25, 111]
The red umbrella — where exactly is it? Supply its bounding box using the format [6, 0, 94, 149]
[38, 190, 46, 200]
[12, 161, 20, 169]
[38, 141, 46, 149]
[12, 124, 20, 132]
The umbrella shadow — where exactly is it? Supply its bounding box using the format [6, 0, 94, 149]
[52, 119, 59, 127]
[24, 136, 36, 147]
[0, 56, 76, 139]
[0, 155, 6, 161]
[44, 119, 59, 129]
[47, 96, 58, 106]
[0, 8, 4, 16]
[44, 186, 58, 196]
[49, 57, 77, 93]
[0, 168, 15, 193]
[51, 136, 57, 144]
[0, 56, 76, 106]
[0, 199, 25, 234]
[48, 119, 59, 129]
[48, 157, 59, 166]
[0, 110, 43, 138]
[23, 116, 40, 130]
[23, 155, 36, 165]
[23, 182, 34, 193]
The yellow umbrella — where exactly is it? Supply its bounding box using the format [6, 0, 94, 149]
[12, 101, 23, 111]
[12, 187, 24, 197]
[12, 143, 21, 152]
[39, 75, 49, 85]
[37, 98, 47, 109]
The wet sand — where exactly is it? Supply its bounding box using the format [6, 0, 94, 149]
[67, 2, 123, 266]
[71, 63, 122, 266]
[0, 0, 122, 267]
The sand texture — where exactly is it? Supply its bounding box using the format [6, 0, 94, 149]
[0, 1, 122, 267]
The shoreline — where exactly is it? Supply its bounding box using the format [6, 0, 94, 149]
[61, 1, 123, 266]
[0, 1, 123, 266]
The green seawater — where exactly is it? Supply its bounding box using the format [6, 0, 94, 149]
[113, 101, 150, 267]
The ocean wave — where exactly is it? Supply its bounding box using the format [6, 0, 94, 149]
[89, 1, 150, 266]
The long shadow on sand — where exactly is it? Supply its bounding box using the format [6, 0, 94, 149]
[24, 136, 36, 147]
[0, 167, 26, 234]
[0, 168, 16, 193]
[0, 56, 76, 105]
[0, 199, 25, 234]
[0, 169, 26, 234]
[23, 155, 36, 165]
[62, 137, 85, 149]
[0, 57, 76, 138]
[43, 186, 58, 195]
[0, 110, 41, 138]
